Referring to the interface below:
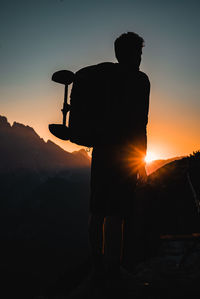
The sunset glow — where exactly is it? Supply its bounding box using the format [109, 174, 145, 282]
[0, 1, 200, 160]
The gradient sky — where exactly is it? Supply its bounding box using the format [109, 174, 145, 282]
[1, 0, 200, 159]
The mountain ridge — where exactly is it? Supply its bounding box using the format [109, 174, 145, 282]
[146, 156, 185, 175]
[0, 115, 91, 173]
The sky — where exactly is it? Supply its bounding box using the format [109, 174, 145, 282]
[0, 0, 200, 159]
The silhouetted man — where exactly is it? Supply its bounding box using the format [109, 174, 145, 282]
[88, 32, 150, 286]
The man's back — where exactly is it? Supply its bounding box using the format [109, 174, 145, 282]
[101, 63, 150, 146]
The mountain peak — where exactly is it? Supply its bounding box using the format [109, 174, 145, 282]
[12, 121, 35, 131]
[0, 115, 11, 128]
[12, 121, 40, 139]
[73, 148, 90, 159]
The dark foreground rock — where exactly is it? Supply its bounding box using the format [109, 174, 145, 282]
[65, 237, 200, 299]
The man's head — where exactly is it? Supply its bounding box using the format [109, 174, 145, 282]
[114, 32, 144, 67]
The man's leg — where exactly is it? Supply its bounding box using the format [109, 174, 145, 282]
[88, 214, 105, 274]
[104, 215, 124, 277]
[88, 214, 125, 278]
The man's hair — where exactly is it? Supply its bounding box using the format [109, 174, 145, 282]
[114, 32, 144, 63]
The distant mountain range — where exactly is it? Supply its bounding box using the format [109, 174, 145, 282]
[0, 115, 91, 174]
[0, 115, 185, 176]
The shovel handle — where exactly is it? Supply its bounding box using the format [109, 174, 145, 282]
[62, 85, 70, 126]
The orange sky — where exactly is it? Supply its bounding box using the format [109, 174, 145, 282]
[2, 84, 199, 160]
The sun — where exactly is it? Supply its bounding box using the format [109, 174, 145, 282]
[145, 152, 157, 163]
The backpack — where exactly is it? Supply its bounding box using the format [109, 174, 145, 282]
[69, 62, 115, 147]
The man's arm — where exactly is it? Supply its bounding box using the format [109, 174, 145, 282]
[137, 73, 150, 181]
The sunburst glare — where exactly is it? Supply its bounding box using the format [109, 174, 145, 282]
[145, 152, 157, 163]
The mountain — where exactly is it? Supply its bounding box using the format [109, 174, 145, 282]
[0, 116, 91, 294]
[0, 115, 91, 174]
[146, 156, 185, 175]
[146, 152, 200, 234]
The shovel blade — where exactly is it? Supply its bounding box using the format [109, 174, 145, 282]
[49, 124, 70, 140]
